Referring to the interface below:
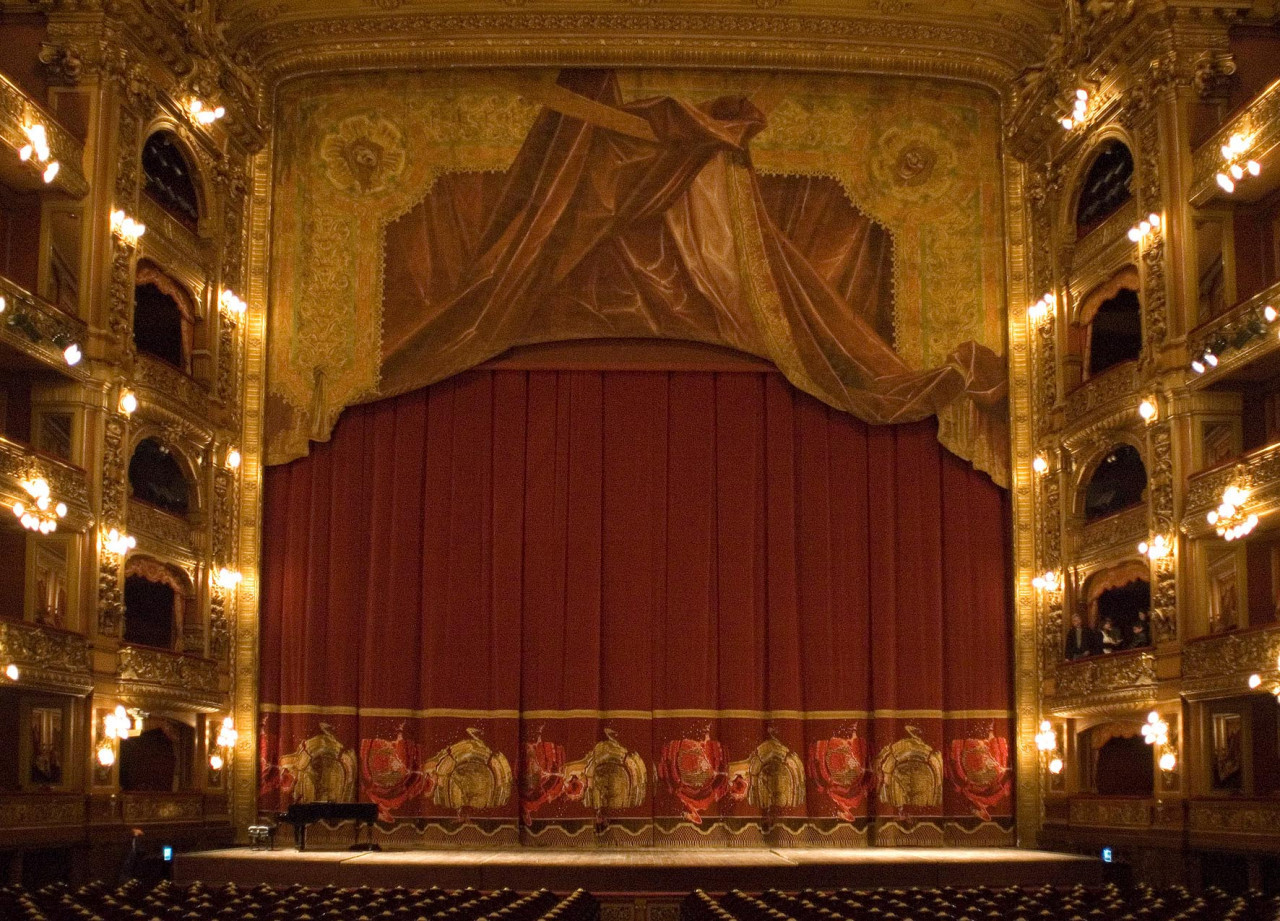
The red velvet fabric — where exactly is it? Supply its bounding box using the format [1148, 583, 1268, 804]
[260, 367, 1013, 839]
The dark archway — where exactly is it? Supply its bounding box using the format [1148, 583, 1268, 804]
[123, 574, 175, 649]
[1095, 735, 1154, 796]
[119, 726, 178, 792]
[1076, 140, 1135, 237]
[142, 132, 200, 230]
[1088, 287, 1143, 375]
[1084, 444, 1147, 521]
[128, 438, 190, 516]
[133, 282, 186, 368]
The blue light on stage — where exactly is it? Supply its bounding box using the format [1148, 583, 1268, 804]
[1101, 847, 1113, 863]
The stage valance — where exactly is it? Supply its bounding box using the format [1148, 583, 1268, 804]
[265, 69, 1009, 483]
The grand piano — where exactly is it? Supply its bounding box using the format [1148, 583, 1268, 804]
[277, 801, 380, 851]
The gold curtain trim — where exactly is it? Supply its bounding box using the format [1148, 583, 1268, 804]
[260, 704, 1012, 721]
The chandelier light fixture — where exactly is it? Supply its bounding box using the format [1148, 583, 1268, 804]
[13, 477, 67, 533]
[119, 389, 138, 415]
[1027, 292, 1054, 323]
[1032, 570, 1062, 593]
[188, 98, 226, 125]
[1247, 653, 1280, 700]
[1137, 534, 1170, 560]
[98, 705, 144, 767]
[219, 288, 247, 317]
[1216, 133, 1261, 194]
[4, 663, 18, 681]
[1127, 213, 1162, 243]
[1207, 485, 1258, 541]
[216, 567, 243, 591]
[1138, 398, 1158, 422]
[101, 528, 136, 557]
[1060, 89, 1089, 130]
[209, 716, 239, 770]
[1035, 720, 1064, 775]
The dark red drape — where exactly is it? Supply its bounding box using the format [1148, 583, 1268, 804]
[260, 366, 1013, 846]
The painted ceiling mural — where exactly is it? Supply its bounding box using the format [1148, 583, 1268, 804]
[265, 68, 1008, 482]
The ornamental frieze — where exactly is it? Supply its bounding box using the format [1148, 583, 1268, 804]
[0, 438, 90, 516]
[1189, 799, 1280, 836]
[1069, 199, 1138, 279]
[135, 354, 220, 429]
[118, 644, 222, 711]
[0, 73, 89, 197]
[1183, 628, 1280, 683]
[0, 276, 92, 382]
[120, 793, 204, 824]
[1190, 75, 1280, 203]
[0, 620, 92, 693]
[1064, 364, 1141, 426]
[128, 500, 197, 552]
[1074, 505, 1146, 563]
[1184, 443, 1280, 523]
[1049, 651, 1157, 713]
[1068, 798, 1152, 829]
[0, 796, 85, 829]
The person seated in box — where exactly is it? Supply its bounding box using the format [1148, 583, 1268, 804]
[1099, 616, 1123, 654]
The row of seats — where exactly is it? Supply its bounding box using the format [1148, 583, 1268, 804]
[682, 883, 1280, 921]
[6, 880, 1280, 921]
[0, 881, 598, 921]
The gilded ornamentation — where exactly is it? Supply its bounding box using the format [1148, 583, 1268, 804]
[875, 727, 942, 812]
[1076, 505, 1146, 562]
[99, 414, 128, 635]
[1147, 421, 1175, 642]
[320, 114, 408, 196]
[118, 644, 221, 707]
[128, 500, 195, 550]
[1051, 651, 1157, 712]
[425, 729, 514, 813]
[121, 794, 204, 823]
[1064, 364, 1140, 425]
[1183, 628, 1280, 682]
[1069, 798, 1151, 828]
[0, 72, 90, 196]
[1189, 800, 1280, 836]
[278, 724, 359, 803]
[0, 620, 92, 692]
[0, 796, 85, 828]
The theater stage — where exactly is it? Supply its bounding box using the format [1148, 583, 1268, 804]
[176, 846, 1103, 894]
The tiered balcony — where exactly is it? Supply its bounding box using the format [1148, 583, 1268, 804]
[0, 274, 89, 382]
[0, 73, 88, 198]
[1048, 649, 1158, 714]
[0, 435, 91, 528]
[1185, 280, 1280, 390]
[1190, 76, 1280, 206]
[117, 643, 224, 712]
[0, 619, 92, 694]
[1183, 440, 1280, 539]
[1182, 625, 1280, 699]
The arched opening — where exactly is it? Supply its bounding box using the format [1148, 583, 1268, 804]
[119, 724, 190, 792]
[1076, 139, 1135, 237]
[1084, 562, 1153, 652]
[1082, 722, 1154, 796]
[128, 437, 191, 516]
[1087, 287, 1143, 375]
[141, 132, 200, 230]
[123, 574, 175, 648]
[1084, 444, 1147, 521]
[133, 261, 195, 372]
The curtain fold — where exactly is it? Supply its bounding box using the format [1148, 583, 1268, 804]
[260, 367, 1014, 846]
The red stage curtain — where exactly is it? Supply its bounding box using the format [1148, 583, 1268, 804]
[260, 366, 1012, 845]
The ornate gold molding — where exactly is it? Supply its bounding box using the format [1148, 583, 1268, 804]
[117, 644, 223, 711]
[1182, 627, 1280, 698]
[0, 619, 93, 694]
[1048, 651, 1158, 715]
[1190, 76, 1280, 204]
[0, 795, 86, 829]
[0, 435, 92, 525]
[1068, 797, 1153, 829]
[1185, 279, 1280, 388]
[0, 275, 92, 385]
[0, 71, 89, 197]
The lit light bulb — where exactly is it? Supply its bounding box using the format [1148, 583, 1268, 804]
[1217, 173, 1235, 194]
[1138, 399, 1156, 421]
[42, 162, 59, 184]
[1048, 757, 1064, 775]
[216, 567, 243, 590]
[1159, 752, 1177, 772]
[55, 503, 66, 518]
[97, 746, 116, 767]
[1032, 455, 1048, 474]
[1128, 226, 1142, 242]
[1250, 673, 1263, 689]
[1205, 352, 1219, 368]
[1266, 305, 1278, 323]
[1061, 118, 1074, 131]
[1247, 160, 1262, 177]
[226, 449, 241, 470]
[1231, 163, 1245, 181]
[209, 753, 224, 771]
[63, 343, 81, 366]
[0, 295, 6, 314]
[1191, 359, 1205, 374]
[4, 664, 18, 681]
[119, 390, 138, 415]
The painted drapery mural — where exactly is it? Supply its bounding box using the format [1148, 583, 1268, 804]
[265, 69, 1008, 483]
[260, 368, 1014, 847]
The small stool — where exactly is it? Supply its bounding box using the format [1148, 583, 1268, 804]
[247, 823, 275, 850]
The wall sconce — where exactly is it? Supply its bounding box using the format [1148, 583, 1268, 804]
[1138, 398, 1158, 422]
[1060, 89, 1089, 130]
[51, 333, 81, 367]
[209, 716, 238, 771]
[101, 528, 136, 557]
[1127, 213, 1162, 243]
[1027, 293, 1054, 324]
[13, 477, 66, 533]
[1137, 535, 1170, 560]
[119, 389, 138, 415]
[1032, 570, 1062, 593]
[98, 705, 144, 767]
[1247, 652, 1280, 699]
[226, 448, 241, 470]
[18, 124, 60, 184]
[1035, 720, 1064, 774]
[219, 289, 247, 318]
[216, 567, 243, 591]
[1216, 133, 1261, 194]
[1207, 485, 1258, 541]
[1032, 455, 1049, 475]
[188, 99, 226, 125]
[110, 209, 146, 245]
[4, 663, 18, 681]
[1141, 711, 1168, 746]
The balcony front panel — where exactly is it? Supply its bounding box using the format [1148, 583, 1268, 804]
[1065, 363, 1141, 426]
[1191, 77, 1280, 204]
[0, 275, 90, 382]
[0, 619, 92, 693]
[1182, 626, 1280, 698]
[1183, 441, 1280, 538]
[117, 644, 223, 711]
[1049, 650, 1158, 714]
[0, 73, 88, 197]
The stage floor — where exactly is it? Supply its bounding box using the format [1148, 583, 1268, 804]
[176, 846, 1104, 894]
